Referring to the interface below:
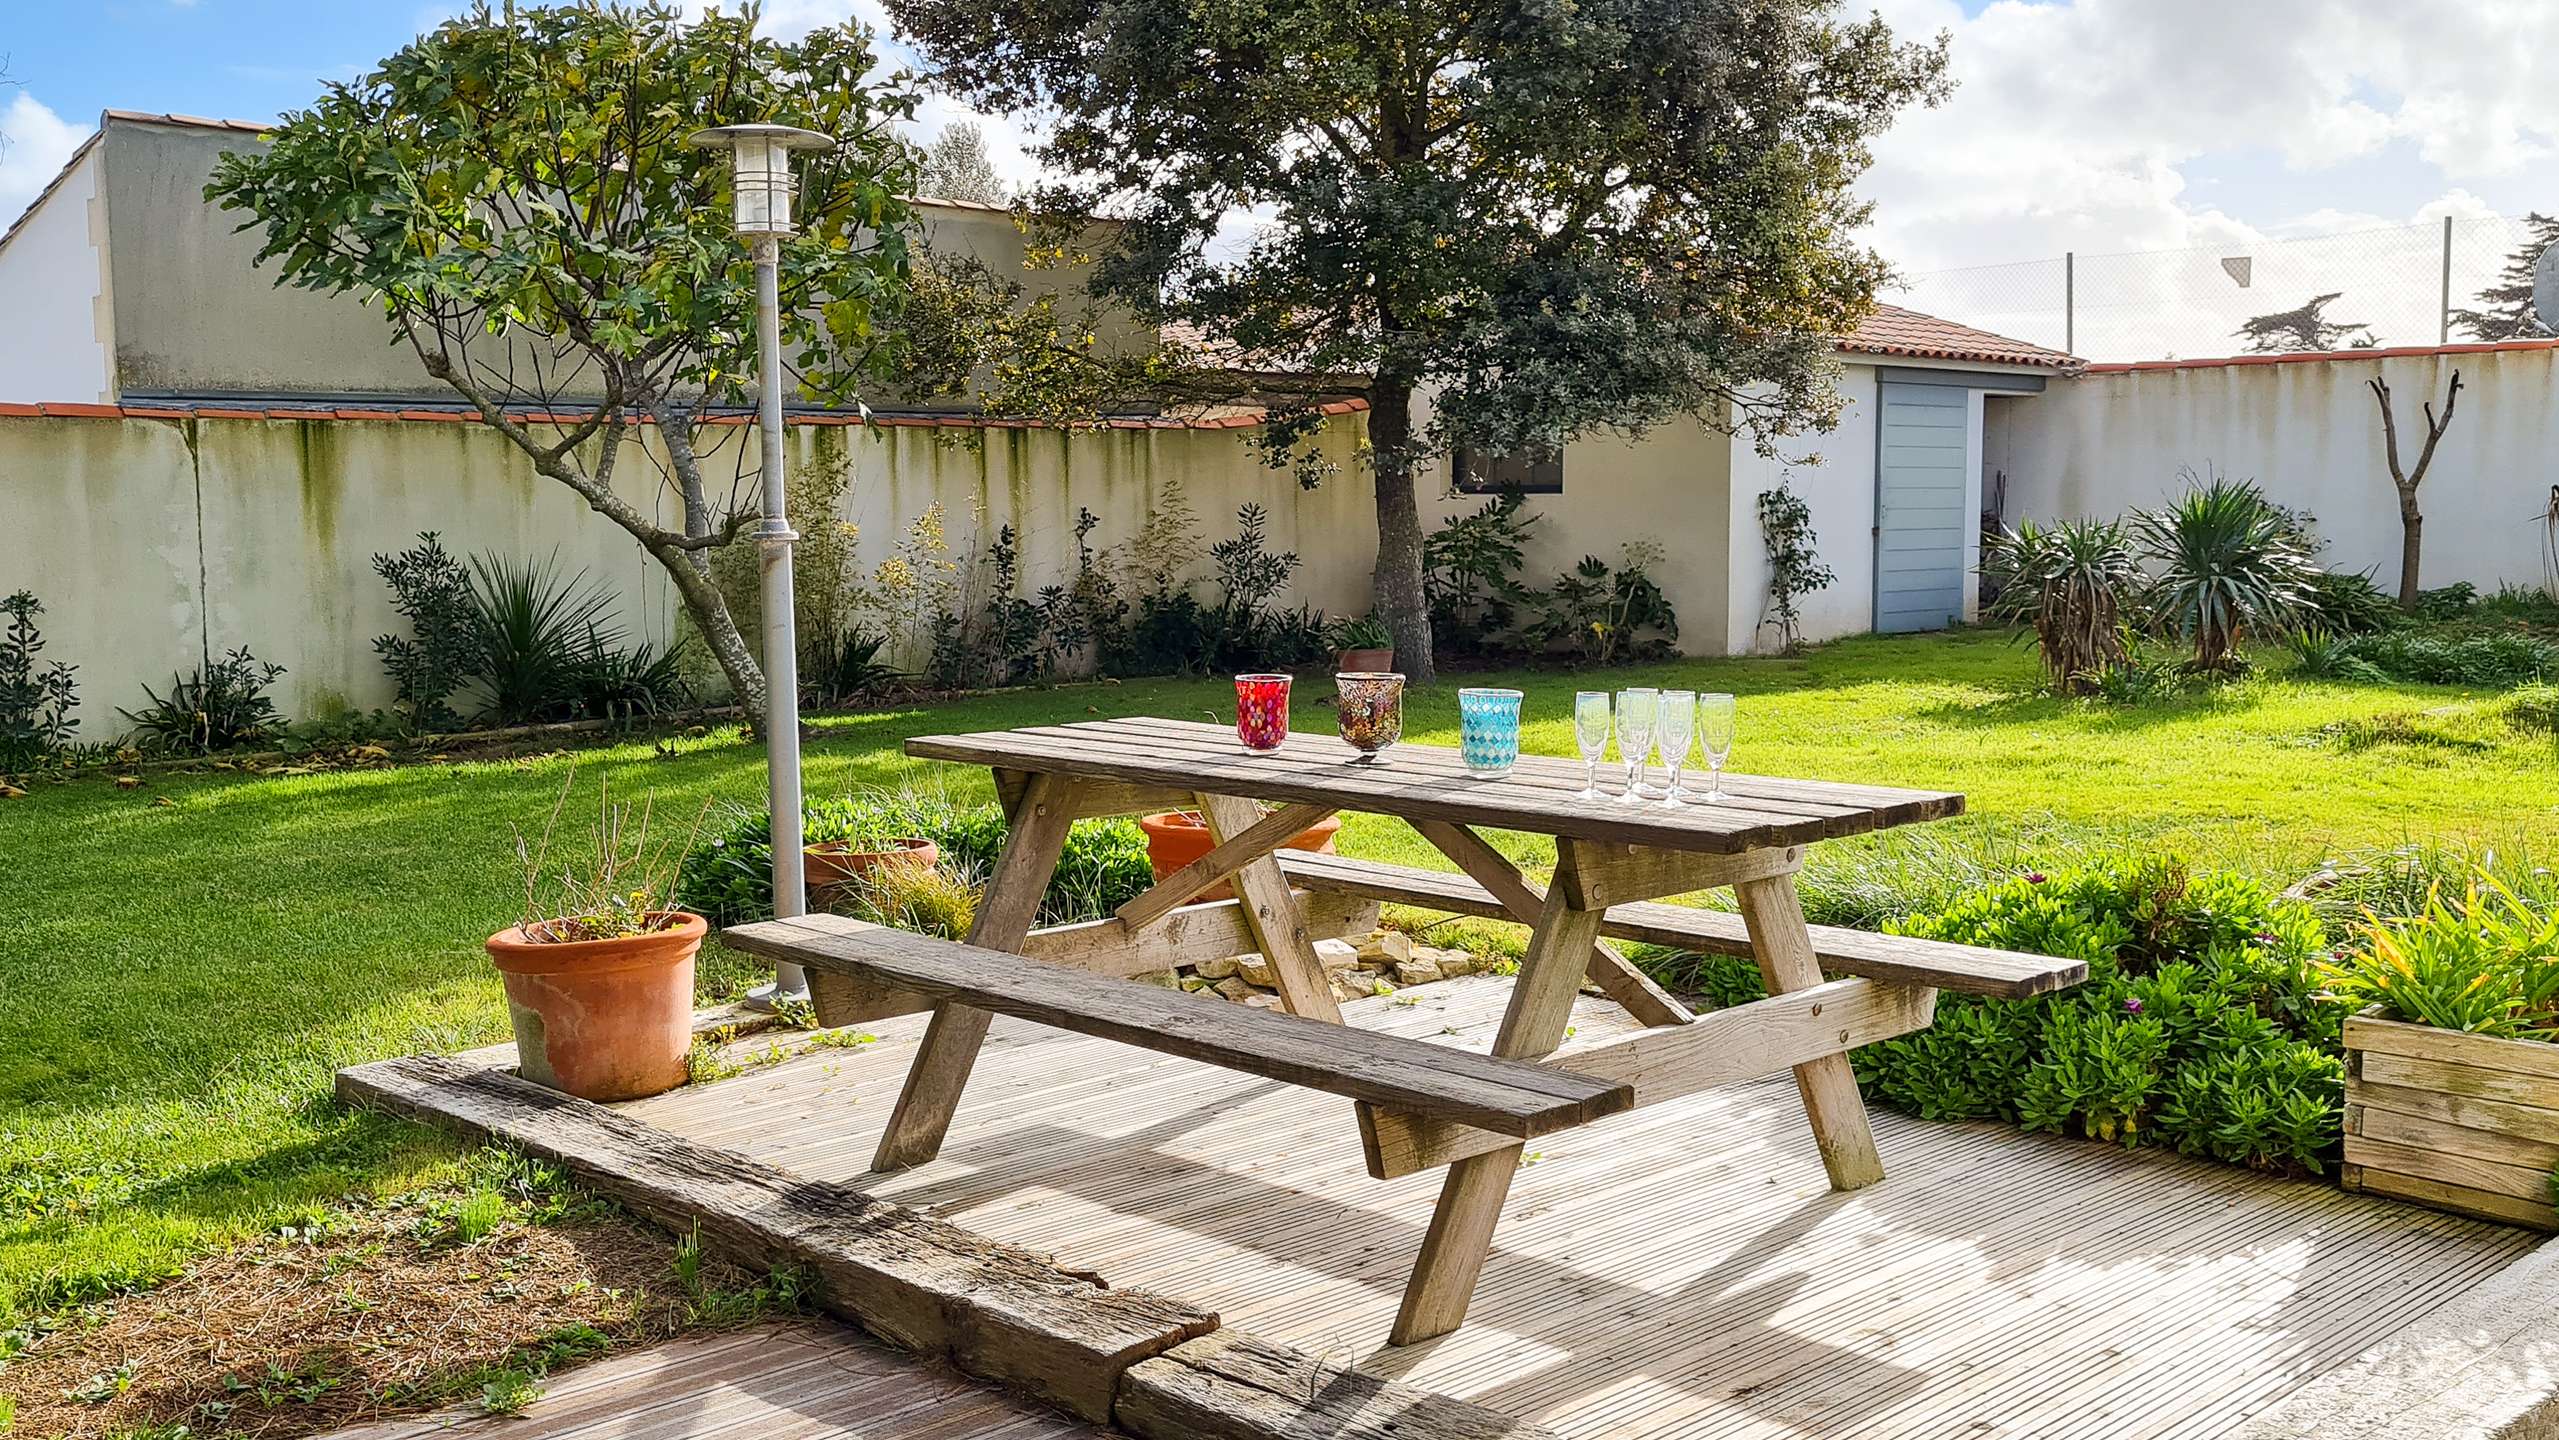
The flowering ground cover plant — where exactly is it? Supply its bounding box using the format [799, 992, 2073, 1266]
[1651, 857, 2350, 1174]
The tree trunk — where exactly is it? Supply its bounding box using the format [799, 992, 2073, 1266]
[2397, 490, 2424, 612]
[657, 541, 766, 716]
[1365, 377, 1435, 685]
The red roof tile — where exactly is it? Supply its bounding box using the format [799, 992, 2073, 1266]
[1838, 305, 2078, 370]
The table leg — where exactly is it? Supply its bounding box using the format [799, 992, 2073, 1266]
[1390, 865, 1603, 1344]
[1410, 818, 1693, 1028]
[870, 772, 1078, 1171]
[1195, 792, 1344, 1023]
[1735, 870, 1886, 1191]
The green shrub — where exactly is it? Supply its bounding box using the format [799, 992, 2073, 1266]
[676, 790, 1152, 928]
[1644, 856, 2350, 1173]
[0, 590, 79, 775]
[2329, 629, 2558, 687]
[121, 646, 288, 754]
[2298, 569, 2400, 636]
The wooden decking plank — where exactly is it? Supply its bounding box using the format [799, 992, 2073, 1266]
[722, 915, 1632, 1137]
[606, 976, 2537, 1440]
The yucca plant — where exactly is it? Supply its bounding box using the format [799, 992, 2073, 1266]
[470, 553, 619, 725]
[1981, 518, 2142, 694]
[2132, 474, 2319, 674]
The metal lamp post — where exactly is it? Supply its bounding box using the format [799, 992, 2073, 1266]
[688, 122, 838, 1011]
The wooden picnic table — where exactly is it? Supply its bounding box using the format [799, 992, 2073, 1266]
[726, 715, 2073, 1347]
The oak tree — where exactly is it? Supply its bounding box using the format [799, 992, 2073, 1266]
[890, 0, 1950, 680]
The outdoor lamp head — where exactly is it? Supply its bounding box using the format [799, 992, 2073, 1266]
[686, 124, 837, 236]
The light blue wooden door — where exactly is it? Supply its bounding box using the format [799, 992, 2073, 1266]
[1873, 382, 1969, 633]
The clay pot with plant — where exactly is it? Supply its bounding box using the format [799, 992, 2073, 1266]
[1138, 807, 1342, 900]
[803, 834, 940, 897]
[486, 772, 710, 1102]
[1329, 613, 1395, 674]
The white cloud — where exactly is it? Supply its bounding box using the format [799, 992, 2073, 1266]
[1864, 0, 2559, 356]
[0, 94, 91, 234]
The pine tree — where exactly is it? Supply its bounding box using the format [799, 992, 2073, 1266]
[2450, 212, 2559, 341]
[2234, 293, 2376, 354]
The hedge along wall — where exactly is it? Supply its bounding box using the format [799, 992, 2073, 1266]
[1992, 339, 2559, 595]
[0, 405, 1374, 729]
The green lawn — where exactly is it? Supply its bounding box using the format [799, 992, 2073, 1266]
[3, 627, 2553, 1322]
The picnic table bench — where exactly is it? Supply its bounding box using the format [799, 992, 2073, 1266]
[725, 715, 2085, 1345]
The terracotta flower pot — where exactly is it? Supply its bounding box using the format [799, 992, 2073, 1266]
[1138, 809, 1342, 901]
[804, 837, 940, 893]
[485, 911, 705, 1102]
[1336, 646, 1395, 673]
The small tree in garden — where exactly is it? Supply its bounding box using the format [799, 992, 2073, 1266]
[1756, 484, 1836, 654]
[887, 0, 1950, 682]
[207, 4, 932, 714]
[1981, 519, 2141, 695]
[2235, 293, 2376, 354]
[2368, 368, 2466, 611]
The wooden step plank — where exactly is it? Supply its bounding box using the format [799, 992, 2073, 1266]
[721, 915, 1632, 1139]
[1275, 852, 2084, 999]
[2346, 1011, 2559, 1082]
[333, 1054, 1216, 1424]
[1116, 1330, 1558, 1440]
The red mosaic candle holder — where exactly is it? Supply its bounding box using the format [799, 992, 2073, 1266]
[1234, 673, 1292, 751]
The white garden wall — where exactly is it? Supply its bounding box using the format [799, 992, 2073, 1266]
[1994, 341, 2559, 597]
[0, 409, 1371, 730]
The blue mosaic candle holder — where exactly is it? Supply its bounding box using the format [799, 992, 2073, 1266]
[1458, 687, 1524, 777]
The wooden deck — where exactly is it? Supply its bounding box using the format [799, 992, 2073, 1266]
[322, 1322, 1113, 1440]
[621, 976, 2538, 1439]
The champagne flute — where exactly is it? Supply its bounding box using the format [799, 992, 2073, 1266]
[1656, 689, 1696, 805]
[1697, 691, 1737, 802]
[1614, 688, 1657, 805]
[1572, 691, 1611, 800]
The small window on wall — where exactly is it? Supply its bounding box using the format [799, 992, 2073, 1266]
[1452, 446, 1564, 495]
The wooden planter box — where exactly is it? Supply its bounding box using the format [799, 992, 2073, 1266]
[2343, 1011, 2559, 1230]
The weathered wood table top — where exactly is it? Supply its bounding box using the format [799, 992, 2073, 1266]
[905, 715, 1962, 852]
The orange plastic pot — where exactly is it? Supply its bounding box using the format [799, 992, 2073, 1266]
[485, 911, 706, 1102]
[1138, 809, 1342, 901]
[805, 837, 940, 893]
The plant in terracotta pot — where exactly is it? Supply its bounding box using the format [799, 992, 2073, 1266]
[803, 828, 941, 896]
[1138, 806, 1342, 901]
[488, 774, 710, 1102]
[1329, 613, 1395, 674]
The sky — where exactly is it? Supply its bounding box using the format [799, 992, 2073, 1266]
[5, 0, 2557, 357]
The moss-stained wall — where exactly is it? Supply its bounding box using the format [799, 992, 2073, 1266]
[0, 411, 1377, 729]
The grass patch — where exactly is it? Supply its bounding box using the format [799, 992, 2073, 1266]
[0, 1152, 792, 1440]
[2, 628, 2553, 1322]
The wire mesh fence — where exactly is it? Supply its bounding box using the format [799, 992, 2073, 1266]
[1887, 213, 2556, 363]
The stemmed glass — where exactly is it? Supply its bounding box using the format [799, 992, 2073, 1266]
[1697, 692, 1737, 802]
[1655, 689, 1696, 805]
[1572, 691, 1611, 800]
[1614, 688, 1658, 805]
